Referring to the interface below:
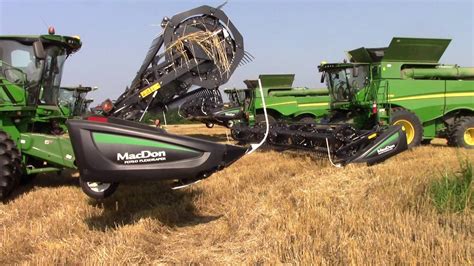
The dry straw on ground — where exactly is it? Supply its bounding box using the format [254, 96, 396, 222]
[1, 124, 472, 264]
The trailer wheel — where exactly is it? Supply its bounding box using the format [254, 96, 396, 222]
[226, 120, 234, 128]
[0, 132, 22, 200]
[79, 178, 119, 199]
[390, 109, 423, 148]
[205, 123, 215, 128]
[448, 116, 474, 149]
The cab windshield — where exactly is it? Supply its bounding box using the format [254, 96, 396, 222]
[59, 88, 89, 116]
[0, 40, 44, 86]
[325, 65, 369, 102]
[0, 39, 68, 105]
[41, 46, 67, 105]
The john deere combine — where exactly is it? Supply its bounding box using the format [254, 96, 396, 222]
[319, 37, 474, 148]
[179, 74, 330, 129]
[59, 85, 94, 117]
[239, 74, 330, 125]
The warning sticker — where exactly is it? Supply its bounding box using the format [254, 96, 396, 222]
[140, 83, 161, 98]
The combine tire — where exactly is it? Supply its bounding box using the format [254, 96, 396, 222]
[79, 178, 119, 200]
[0, 131, 22, 200]
[205, 123, 214, 129]
[299, 116, 316, 124]
[390, 109, 423, 149]
[448, 116, 474, 149]
[255, 114, 276, 125]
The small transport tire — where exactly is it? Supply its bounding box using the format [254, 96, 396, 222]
[448, 116, 474, 149]
[226, 120, 234, 128]
[205, 122, 215, 128]
[390, 109, 423, 149]
[79, 178, 119, 200]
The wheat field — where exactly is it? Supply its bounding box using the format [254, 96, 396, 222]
[0, 124, 472, 264]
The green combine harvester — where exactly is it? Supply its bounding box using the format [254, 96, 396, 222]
[241, 74, 330, 125]
[319, 37, 474, 148]
[59, 85, 94, 117]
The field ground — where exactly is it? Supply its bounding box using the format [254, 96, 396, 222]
[1, 124, 473, 264]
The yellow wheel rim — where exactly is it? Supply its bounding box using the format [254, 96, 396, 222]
[394, 119, 415, 145]
[464, 128, 474, 146]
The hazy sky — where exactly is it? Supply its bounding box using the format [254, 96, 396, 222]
[1, 0, 473, 103]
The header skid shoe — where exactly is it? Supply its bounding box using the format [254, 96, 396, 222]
[67, 118, 247, 184]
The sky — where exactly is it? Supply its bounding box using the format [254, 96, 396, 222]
[0, 0, 473, 104]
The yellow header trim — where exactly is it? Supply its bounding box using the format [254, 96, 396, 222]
[140, 83, 161, 98]
[389, 92, 474, 102]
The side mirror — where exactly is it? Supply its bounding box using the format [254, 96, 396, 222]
[33, 41, 46, 60]
[353, 65, 359, 77]
[320, 73, 325, 83]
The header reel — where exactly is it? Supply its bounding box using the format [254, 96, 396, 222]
[111, 5, 244, 120]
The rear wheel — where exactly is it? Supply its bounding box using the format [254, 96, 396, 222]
[0, 131, 22, 200]
[79, 178, 119, 200]
[390, 109, 423, 149]
[448, 116, 474, 149]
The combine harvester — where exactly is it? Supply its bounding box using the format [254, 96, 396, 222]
[178, 74, 331, 129]
[318, 37, 474, 148]
[0, 5, 407, 201]
[232, 37, 474, 160]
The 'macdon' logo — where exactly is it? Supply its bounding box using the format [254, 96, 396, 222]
[117, 150, 166, 164]
[377, 144, 395, 155]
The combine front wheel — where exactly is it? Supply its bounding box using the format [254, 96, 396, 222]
[0, 132, 22, 200]
[390, 109, 423, 149]
[448, 117, 474, 149]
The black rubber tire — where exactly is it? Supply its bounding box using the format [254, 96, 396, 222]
[255, 114, 277, 125]
[226, 120, 234, 128]
[205, 123, 214, 128]
[390, 108, 423, 149]
[79, 178, 119, 200]
[448, 116, 474, 149]
[0, 131, 22, 200]
[298, 116, 316, 124]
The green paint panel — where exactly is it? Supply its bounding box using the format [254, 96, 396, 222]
[384, 37, 451, 63]
[368, 132, 400, 157]
[93, 133, 199, 153]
